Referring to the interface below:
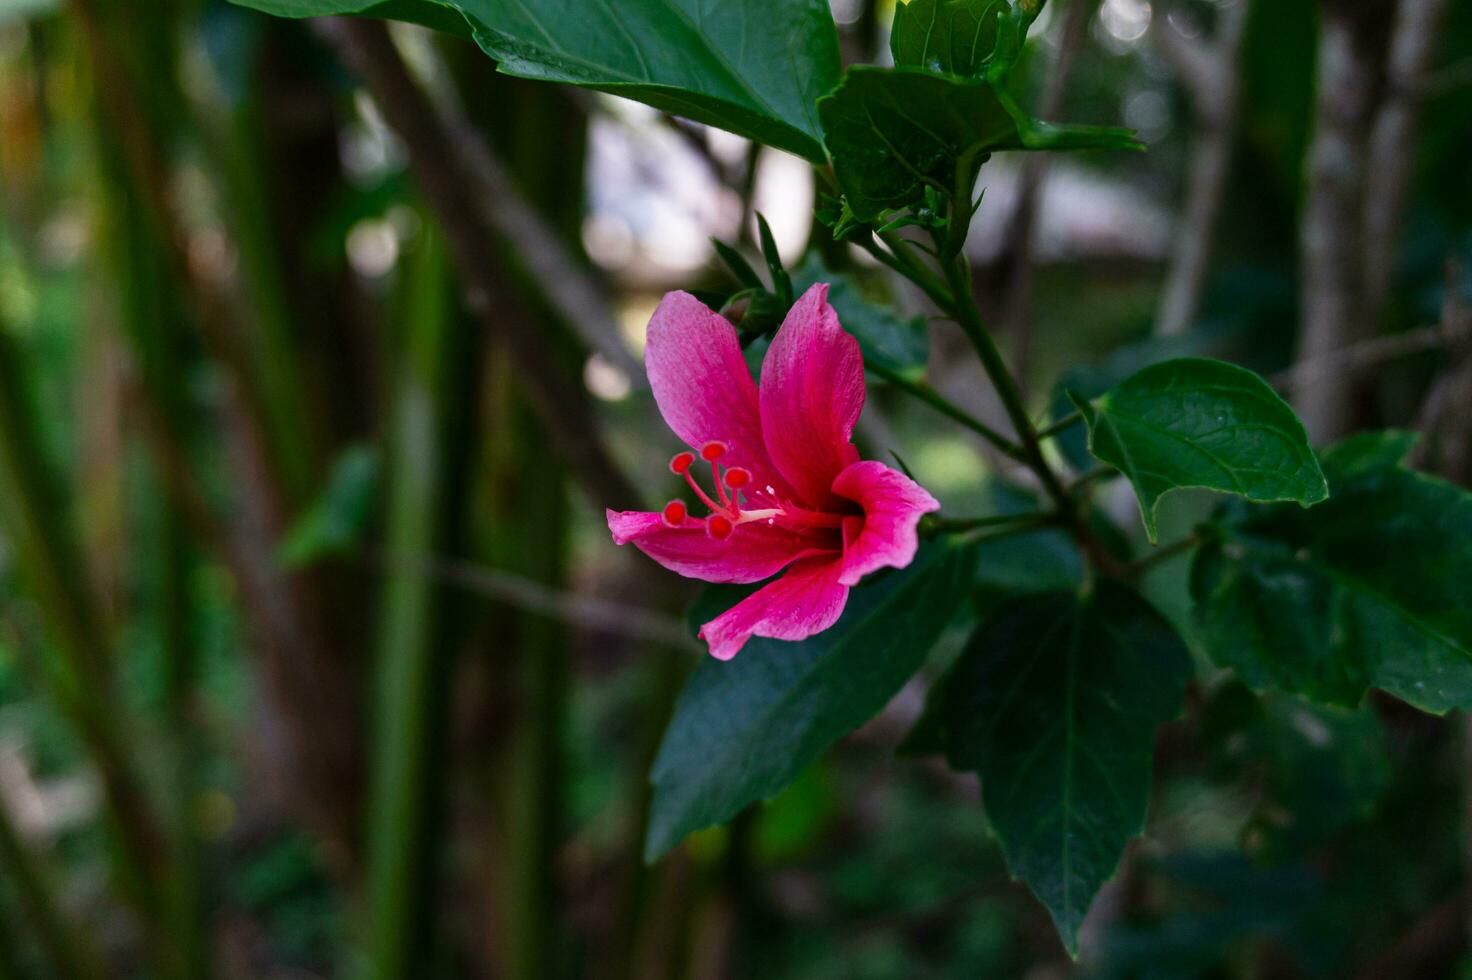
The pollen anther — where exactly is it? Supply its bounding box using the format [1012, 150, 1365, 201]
[706, 514, 734, 539]
[700, 440, 728, 461]
[669, 451, 696, 475]
[724, 467, 751, 489]
[661, 500, 688, 527]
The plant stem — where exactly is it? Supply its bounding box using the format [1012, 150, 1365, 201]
[938, 254, 1072, 511]
[864, 360, 1027, 462]
[1126, 532, 1206, 577]
[365, 221, 474, 980]
[921, 511, 1053, 536]
[1037, 411, 1082, 441]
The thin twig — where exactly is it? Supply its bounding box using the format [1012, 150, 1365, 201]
[865, 359, 1028, 462]
[1293, 4, 1391, 440]
[996, 0, 1096, 386]
[1271, 317, 1472, 392]
[1153, 0, 1253, 338]
[921, 511, 1054, 536]
[316, 18, 644, 511]
[363, 550, 695, 649]
[1037, 410, 1082, 441]
[1126, 531, 1205, 577]
[1364, 0, 1453, 327]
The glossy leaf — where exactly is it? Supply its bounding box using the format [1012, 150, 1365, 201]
[237, 0, 474, 35]
[890, 0, 1004, 78]
[1192, 431, 1472, 713]
[921, 582, 1191, 952]
[229, 0, 841, 161]
[645, 538, 980, 859]
[791, 254, 929, 375]
[1071, 358, 1327, 541]
[818, 66, 1138, 220]
[1046, 334, 1207, 474]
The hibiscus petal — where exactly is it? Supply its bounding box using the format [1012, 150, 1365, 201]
[606, 509, 834, 584]
[831, 461, 940, 587]
[645, 291, 782, 489]
[698, 556, 850, 660]
[759, 283, 864, 508]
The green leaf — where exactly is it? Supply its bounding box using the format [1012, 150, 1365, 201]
[235, 0, 474, 35]
[230, 0, 842, 162]
[791, 254, 929, 375]
[1192, 431, 1472, 714]
[818, 66, 1139, 220]
[1202, 682, 1390, 861]
[922, 582, 1191, 952]
[645, 538, 980, 860]
[1071, 358, 1328, 542]
[1047, 333, 1208, 474]
[890, 0, 1005, 78]
[278, 446, 381, 568]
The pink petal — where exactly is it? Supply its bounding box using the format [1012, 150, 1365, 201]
[606, 509, 835, 584]
[645, 291, 784, 491]
[758, 283, 864, 509]
[831, 461, 940, 587]
[698, 556, 850, 660]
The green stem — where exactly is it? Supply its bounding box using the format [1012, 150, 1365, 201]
[921, 511, 1052, 537]
[939, 254, 1072, 511]
[1125, 532, 1206, 578]
[365, 221, 475, 980]
[1037, 410, 1082, 441]
[865, 360, 1027, 462]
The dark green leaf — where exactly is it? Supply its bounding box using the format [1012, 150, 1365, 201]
[233, 0, 473, 35]
[1192, 431, 1472, 713]
[645, 538, 980, 859]
[230, 0, 842, 161]
[1047, 334, 1208, 474]
[1071, 358, 1327, 541]
[711, 239, 764, 291]
[922, 582, 1191, 952]
[791, 254, 929, 375]
[278, 446, 381, 567]
[818, 66, 1138, 220]
[890, 0, 1004, 78]
[1202, 682, 1390, 861]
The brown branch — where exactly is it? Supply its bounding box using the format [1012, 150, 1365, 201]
[1153, 0, 1253, 338]
[316, 17, 644, 512]
[1271, 316, 1472, 393]
[1292, 2, 1392, 441]
[362, 550, 695, 649]
[1364, 0, 1454, 327]
[997, 0, 1094, 393]
[449, 114, 644, 383]
[1411, 259, 1472, 479]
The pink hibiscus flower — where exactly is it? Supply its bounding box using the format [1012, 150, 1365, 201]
[606, 283, 941, 660]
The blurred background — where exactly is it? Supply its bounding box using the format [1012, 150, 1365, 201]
[0, 0, 1470, 976]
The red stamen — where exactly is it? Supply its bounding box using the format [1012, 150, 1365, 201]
[661, 500, 688, 527]
[701, 440, 728, 462]
[710, 459, 735, 513]
[669, 451, 695, 475]
[724, 467, 751, 489]
[706, 514, 734, 540]
[681, 470, 725, 515]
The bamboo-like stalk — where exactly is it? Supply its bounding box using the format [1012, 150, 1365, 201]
[0, 320, 178, 972]
[365, 221, 477, 979]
